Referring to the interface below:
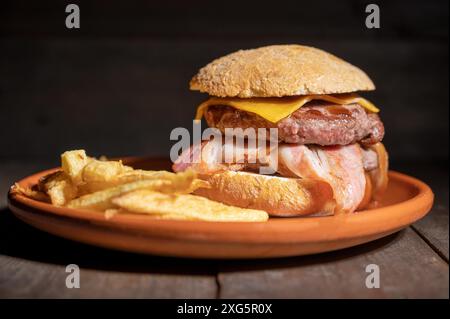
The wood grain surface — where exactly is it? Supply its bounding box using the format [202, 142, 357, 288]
[217, 229, 448, 298]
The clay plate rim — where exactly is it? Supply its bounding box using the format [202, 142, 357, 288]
[7, 159, 434, 245]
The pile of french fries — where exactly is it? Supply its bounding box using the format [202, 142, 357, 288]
[12, 150, 268, 222]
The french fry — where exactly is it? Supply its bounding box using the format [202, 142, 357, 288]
[66, 179, 170, 210]
[112, 189, 269, 222]
[78, 159, 132, 193]
[16, 148, 264, 223]
[78, 168, 163, 193]
[82, 160, 132, 183]
[104, 208, 121, 220]
[12, 183, 50, 202]
[66, 170, 204, 210]
[37, 171, 78, 205]
[116, 169, 178, 182]
[61, 150, 91, 185]
[79, 167, 208, 194]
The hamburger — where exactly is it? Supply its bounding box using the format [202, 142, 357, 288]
[173, 45, 388, 216]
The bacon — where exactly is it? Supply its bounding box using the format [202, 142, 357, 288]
[174, 140, 368, 213]
[173, 139, 240, 174]
[172, 138, 277, 175]
[278, 144, 366, 213]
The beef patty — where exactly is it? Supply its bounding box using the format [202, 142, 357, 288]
[204, 101, 384, 146]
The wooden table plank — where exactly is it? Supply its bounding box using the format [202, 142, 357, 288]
[412, 206, 449, 261]
[396, 163, 449, 261]
[0, 255, 216, 298]
[217, 228, 449, 298]
[0, 209, 217, 298]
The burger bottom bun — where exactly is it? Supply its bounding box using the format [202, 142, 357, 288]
[194, 171, 336, 217]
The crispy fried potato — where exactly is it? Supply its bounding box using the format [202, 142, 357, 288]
[79, 167, 208, 194]
[77, 181, 114, 195]
[16, 148, 261, 223]
[146, 213, 196, 221]
[12, 183, 50, 202]
[104, 208, 121, 219]
[67, 170, 203, 210]
[112, 190, 269, 222]
[61, 150, 91, 185]
[101, 208, 192, 220]
[117, 169, 178, 182]
[37, 170, 78, 205]
[67, 179, 170, 210]
[82, 160, 131, 182]
[75, 159, 134, 193]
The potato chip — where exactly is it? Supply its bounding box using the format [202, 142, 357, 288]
[112, 190, 269, 222]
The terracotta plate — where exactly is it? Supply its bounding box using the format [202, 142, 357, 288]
[7, 158, 434, 259]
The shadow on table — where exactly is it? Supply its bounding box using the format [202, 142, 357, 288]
[0, 207, 401, 275]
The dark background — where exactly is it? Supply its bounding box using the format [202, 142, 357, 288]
[1, 0, 448, 168]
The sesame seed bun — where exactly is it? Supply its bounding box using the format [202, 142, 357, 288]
[190, 45, 375, 98]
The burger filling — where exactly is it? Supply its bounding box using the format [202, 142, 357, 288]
[174, 95, 388, 213]
[172, 138, 388, 213]
[205, 101, 384, 146]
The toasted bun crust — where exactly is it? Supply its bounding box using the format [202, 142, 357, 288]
[190, 45, 375, 98]
[194, 171, 336, 217]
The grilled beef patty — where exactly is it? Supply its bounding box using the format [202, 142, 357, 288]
[204, 101, 384, 146]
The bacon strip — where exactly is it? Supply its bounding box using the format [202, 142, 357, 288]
[174, 140, 370, 213]
[278, 144, 366, 213]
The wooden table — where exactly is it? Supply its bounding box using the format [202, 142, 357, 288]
[0, 161, 448, 298]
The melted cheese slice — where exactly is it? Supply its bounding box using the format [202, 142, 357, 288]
[195, 94, 379, 123]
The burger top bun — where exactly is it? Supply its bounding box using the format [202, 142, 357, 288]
[190, 45, 375, 98]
